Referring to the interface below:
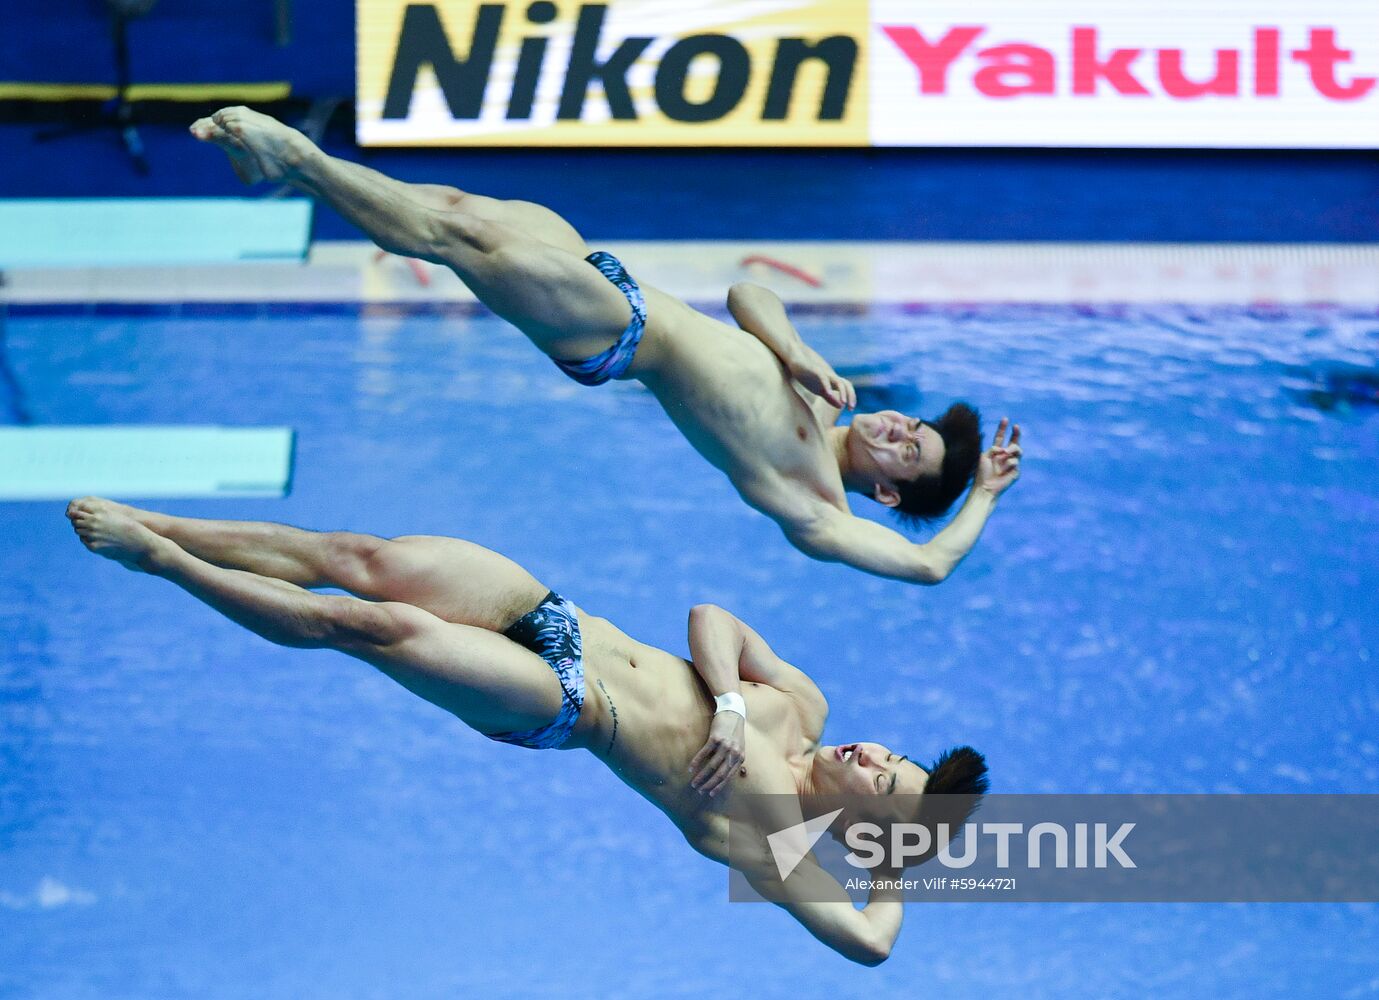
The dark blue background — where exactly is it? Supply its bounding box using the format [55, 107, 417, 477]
[1, 1, 1376, 243]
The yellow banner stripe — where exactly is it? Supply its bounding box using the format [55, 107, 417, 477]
[0, 82, 293, 102]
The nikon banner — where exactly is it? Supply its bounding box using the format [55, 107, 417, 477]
[358, 0, 868, 146]
[357, 0, 1379, 148]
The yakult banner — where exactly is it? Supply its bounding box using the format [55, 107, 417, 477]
[871, 0, 1379, 148]
[356, 1, 1379, 148]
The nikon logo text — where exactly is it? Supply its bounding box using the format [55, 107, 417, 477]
[382, 2, 859, 123]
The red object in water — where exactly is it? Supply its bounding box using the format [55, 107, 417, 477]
[740, 255, 823, 288]
[373, 249, 432, 288]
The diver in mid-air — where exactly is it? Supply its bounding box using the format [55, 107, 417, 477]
[193, 107, 1022, 585]
[67, 496, 988, 964]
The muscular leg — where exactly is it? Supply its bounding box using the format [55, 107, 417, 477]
[66, 500, 565, 736]
[406, 183, 591, 259]
[95, 500, 548, 633]
[190, 107, 629, 360]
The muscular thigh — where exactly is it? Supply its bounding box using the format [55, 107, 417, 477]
[459, 194, 589, 257]
[360, 604, 565, 736]
[460, 231, 634, 360]
[359, 535, 549, 632]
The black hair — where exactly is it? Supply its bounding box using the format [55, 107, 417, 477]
[905, 745, 990, 867]
[921, 744, 990, 801]
[893, 402, 982, 527]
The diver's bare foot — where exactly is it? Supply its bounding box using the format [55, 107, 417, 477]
[83, 498, 170, 534]
[189, 106, 312, 185]
[66, 497, 168, 572]
[189, 114, 265, 185]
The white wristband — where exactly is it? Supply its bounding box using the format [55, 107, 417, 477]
[714, 692, 747, 720]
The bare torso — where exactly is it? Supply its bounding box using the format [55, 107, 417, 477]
[567, 610, 822, 861]
[629, 289, 847, 527]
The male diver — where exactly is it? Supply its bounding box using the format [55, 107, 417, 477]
[67, 497, 988, 964]
[191, 108, 1023, 584]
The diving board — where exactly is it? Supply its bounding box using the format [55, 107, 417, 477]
[0, 199, 312, 268]
[0, 426, 295, 500]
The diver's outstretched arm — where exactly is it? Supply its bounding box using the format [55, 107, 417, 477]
[790, 420, 1021, 584]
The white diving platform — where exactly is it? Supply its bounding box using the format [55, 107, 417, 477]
[0, 426, 295, 500]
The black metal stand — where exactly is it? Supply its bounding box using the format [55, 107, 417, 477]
[36, 11, 150, 175]
[274, 0, 292, 46]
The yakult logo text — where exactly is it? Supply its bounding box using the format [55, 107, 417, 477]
[881, 25, 1376, 101]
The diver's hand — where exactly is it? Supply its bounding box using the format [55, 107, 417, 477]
[789, 346, 856, 410]
[975, 418, 1022, 498]
[689, 710, 746, 798]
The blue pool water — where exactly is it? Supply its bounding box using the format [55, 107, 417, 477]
[2, 303, 1377, 998]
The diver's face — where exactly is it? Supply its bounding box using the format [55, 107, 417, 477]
[848, 412, 945, 502]
[822, 742, 928, 797]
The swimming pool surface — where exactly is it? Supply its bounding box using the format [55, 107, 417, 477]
[2, 303, 1377, 998]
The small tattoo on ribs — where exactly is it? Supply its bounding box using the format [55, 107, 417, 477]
[597, 678, 619, 756]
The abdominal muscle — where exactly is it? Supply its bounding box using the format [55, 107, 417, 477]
[575, 614, 806, 841]
[577, 615, 709, 800]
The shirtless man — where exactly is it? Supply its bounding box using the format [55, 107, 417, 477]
[66, 497, 988, 964]
[190, 108, 1023, 585]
